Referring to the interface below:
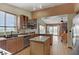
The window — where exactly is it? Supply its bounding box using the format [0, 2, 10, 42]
[47, 25, 60, 35]
[6, 13, 17, 35]
[0, 11, 17, 35]
[6, 13, 16, 26]
[0, 11, 5, 35]
[39, 25, 46, 34]
[73, 25, 79, 36]
[0, 11, 5, 26]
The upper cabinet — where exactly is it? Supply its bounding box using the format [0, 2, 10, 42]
[20, 15, 28, 29]
[27, 19, 37, 29]
[20, 15, 37, 30]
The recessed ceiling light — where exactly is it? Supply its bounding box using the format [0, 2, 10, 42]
[40, 4, 42, 9]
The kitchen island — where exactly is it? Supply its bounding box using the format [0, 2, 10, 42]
[30, 36, 50, 55]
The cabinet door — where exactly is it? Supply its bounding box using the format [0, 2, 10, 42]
[17, 37, 24, 51]
[0, 41, 1, 48]
[6, 38, 17, 53]
[0, 40, 6, 50]
[30, 41, 44, 55]
[20, 15, 28, 29]
[44, 38, 50, 55]
[24, 16, 28, 27]
[20, 15, 24, 29]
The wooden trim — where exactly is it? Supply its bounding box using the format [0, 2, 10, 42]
[46, 24, 61, 26]
[46, 24, 47, 34]
[32, 3, 75, 19]
[38, 24, 39, 34]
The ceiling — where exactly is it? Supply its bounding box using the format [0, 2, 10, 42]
[41, 14, 68, 24]
[7, 3, 64, 12]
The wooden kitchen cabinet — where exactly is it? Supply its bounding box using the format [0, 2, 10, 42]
[0, 40, 6, 50]
[20, 15, 28, 29]
[27, 19, 37, 29]
[30, 36, 50, 55]
[6, 38, 17, 53]
[5, 37, 24, 53]
[0, 36, 24, 54]
[17, 37, 24, 51]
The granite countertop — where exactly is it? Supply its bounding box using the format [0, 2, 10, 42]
[30, 36, 49, 43]
[0, 33, 33, 41]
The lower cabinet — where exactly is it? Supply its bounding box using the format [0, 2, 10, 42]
[6, 37, 24, 53]
[30, 38, 50, 55]
[6, 38, 17, 53]
[17, 37, 24, 51]
[0, 40, 6, 50]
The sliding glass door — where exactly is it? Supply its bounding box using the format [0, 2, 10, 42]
[47, 26, 53, 34]
[38, 24, 60, 35]
[47, 25, 60, 35]
[53, 26, 59, 35]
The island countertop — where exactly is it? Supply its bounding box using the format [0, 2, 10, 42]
[30, 36, 49, 43]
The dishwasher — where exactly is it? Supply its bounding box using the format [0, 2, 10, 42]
[24, 35, 31, 47]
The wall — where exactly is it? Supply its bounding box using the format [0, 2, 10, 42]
[67, 14, 75, 48]
[32, 3, 75, 19]
[0, 4, 32, 19]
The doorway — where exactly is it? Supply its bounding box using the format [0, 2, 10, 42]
[47, 25, 61, 49]
[47, 25, 60, 36]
